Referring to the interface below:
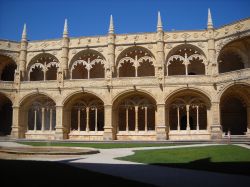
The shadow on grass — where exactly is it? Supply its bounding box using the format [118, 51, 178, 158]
[154, 157, 250, 176]
[0, 159, 154, 187]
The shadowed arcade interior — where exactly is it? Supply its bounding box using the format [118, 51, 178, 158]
[0, 93, 12, 136]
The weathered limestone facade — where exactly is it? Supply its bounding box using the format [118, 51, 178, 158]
[0, 10, 250, 141]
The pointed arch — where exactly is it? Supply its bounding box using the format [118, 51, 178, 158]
[69, 49, 106, 79]
[28, 53, 59, 81]
[166, 44, 207, 76]
[0, 54, 17, 81]
[116, 46, 156, 77]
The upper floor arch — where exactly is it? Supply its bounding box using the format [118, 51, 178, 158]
[218, 36, 250, 73]
[27, 53, 59, 81]
[0, 54, 17, 81]
[69, 49, 106, 79]
[115, 46, 156, 78]
[165, 44, 207, 76]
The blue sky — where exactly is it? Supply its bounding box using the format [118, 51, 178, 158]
[0, 0, 249, 41]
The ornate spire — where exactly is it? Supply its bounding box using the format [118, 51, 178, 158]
[207, 8, 213, 29]
[21, 23, 27, 41]
[157, 11, 163, 31]
[109, 15, 114, 34]
[63, 19, 68, 37]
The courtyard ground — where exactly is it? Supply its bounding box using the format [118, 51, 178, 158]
[0, 142, 250, 187]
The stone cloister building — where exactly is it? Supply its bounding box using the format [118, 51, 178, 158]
[0, 10, 250, 140]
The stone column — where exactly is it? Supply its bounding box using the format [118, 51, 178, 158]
[135, 106, 139, 132]
[11, 106, 21, 138]
[86, 107, 90, 132]
[186, 105, 190, 131]
[95, 108, 98, 131]
[77, 109, 81, 131]
[49, 108, 53, 131]
[126, 107, 129, 132]
[41, 107, 45, 131]
[210, 102, 222, 139]
[144, 106, 148, 132]
[55, 105, 64, 140]
[156, 103, 167, 140]
[177, 107, 180, 131]
[103, 104, 114, 140]
[196, 106, 199, 131]
[246, 106, 250, 136]
[34, 110, 37, 131]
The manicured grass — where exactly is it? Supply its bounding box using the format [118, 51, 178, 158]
[118, 145, 250, 176]
[0, 159, 154, 187]
[18, 142, 179, 149]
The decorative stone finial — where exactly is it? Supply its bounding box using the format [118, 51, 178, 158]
[109, 15, 114, 34]
[157, 11, 163, 31]
[63, 19, 68, 37]
[21, 23, 27, 41]
[207, 8, 213, 29]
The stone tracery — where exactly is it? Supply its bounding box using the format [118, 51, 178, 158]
[116, 47, 155, 77]
[28, 53, 59, 81]
[70, 50, 106, 79]
[166, 45, 207, 76]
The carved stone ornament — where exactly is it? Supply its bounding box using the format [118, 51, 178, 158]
[164, 34, 170, 40]
[173, 34, 178, 39]
[193, 33, 199, 38]
[201, 32, 207, 39]
[147, 44, 153, 49]
[97, 47, 103, 52]
[117, 46, 123, 51]
[224, 28, 229, 34]
[197, 42, 205, 48]
[165, 44, 173, 49]
[181, 33, 191, 39]
[234, 22, 244, 30]
[72, 49, 77, 54]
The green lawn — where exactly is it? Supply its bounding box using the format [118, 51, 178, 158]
[18, 141, 179, 149]
[118, 145, 250, 176]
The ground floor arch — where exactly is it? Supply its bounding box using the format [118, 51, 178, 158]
[220, 84, 250, 135]
[166, 89, 211, 140]
[63, 92, 104, 140]
[19, 94, 56, 139]
[112, 91, 156, 140]
[0, 93, 12, 136]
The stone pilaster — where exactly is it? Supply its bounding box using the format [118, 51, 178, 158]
[210, 102, 222, 139]
[55, 105, 66, 139]
[156, 11, 165, 84]
[207, 9, 217, 76]
[19, 24, 28, 80]
[11, 106, 20, 139]
[61, 19, 69, 79]
[103, 104, 114, 140]
[107, 15, 115, 85]
[156, 103, 167, 140]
